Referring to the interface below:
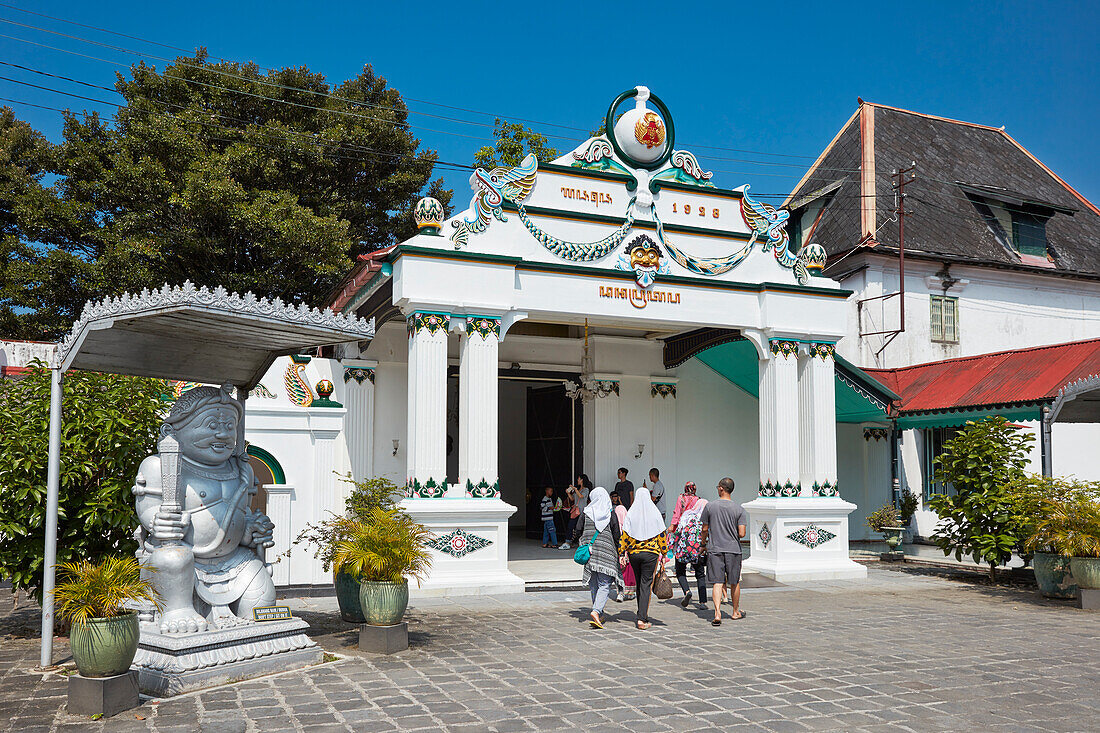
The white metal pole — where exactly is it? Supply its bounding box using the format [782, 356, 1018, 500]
[40, 366, 63, 668]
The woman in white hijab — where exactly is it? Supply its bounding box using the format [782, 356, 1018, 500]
[618, 487, 668, 630]
[570, 487, 623, 629]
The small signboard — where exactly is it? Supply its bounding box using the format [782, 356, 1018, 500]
[252, 605, 292, 622]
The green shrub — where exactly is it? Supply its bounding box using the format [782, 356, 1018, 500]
[0, 363, 165, 601]
[928, 417, 1034, 579]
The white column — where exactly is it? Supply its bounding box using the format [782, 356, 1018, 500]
[592, 378, 621, 489]
[459, 317, 500, 497]
[265, 485, 294, 587]
[758, 340, 801, 497]
[308, 408, 345, 584]
[799, 343, 839, 496]
[651, 378, 678, 496]
[342, 362, 376, 482]
[406, 312, 449, 497]
[744, 339, 865, 582]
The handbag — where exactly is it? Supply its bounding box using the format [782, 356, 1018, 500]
[652, 565, 674, 600]
[573, 529, 600, 565]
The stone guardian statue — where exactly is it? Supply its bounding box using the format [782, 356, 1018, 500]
[133, 384, 276, 633]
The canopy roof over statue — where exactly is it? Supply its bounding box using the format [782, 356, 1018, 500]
[39, 282, 375, 667]
[56, 281, 375, 388]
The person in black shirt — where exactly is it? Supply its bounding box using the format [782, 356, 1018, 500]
[613, 467, 634, 509]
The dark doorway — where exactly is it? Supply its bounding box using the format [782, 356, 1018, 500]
[524, 383, 582, 538]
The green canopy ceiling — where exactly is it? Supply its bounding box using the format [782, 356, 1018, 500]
[693, 340, 894, 423]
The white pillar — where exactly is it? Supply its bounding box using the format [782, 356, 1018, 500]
[265, 485, 294, 586]
[591, 378, 621, 489]
[651, 378, 678, 501]
[744, 339, 865, 582]
[342, 362, 376, 482]
[406, 312, 449, 498]
[308, 407, 345, 584]
[459, 317, 500, 497]
[758, 340, 801, 497]
[799, 343, 839, 497]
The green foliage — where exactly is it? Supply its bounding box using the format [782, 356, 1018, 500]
[286, 474, 403, 572]
[331, 508, 433, 584]
[866, 504, 900, 532]
[53, 556, 160, 625]
[474, 119, 559, 170]
[1, 53, 452, 339]
[928, 417, 1035, 578]
[1009, 475, 1100, 558]
[0, 363, 166, 599]
[899, 489, 919, 525]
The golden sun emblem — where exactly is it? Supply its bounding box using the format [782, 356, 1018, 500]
[634, 111, 666, 149]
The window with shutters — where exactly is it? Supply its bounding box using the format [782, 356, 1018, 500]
[922, 427, 959, 498]
[930, 295, 959, 343]
[1011, 212, 1048, 256]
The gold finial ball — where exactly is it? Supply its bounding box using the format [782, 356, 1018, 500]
[800, 242, 828, 273]
[315, 379, 334, 398]
[414, 196, 444, 235]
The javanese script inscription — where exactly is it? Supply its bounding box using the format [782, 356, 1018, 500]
[599, 285, 681, 310]
[561, 187, 613, 207]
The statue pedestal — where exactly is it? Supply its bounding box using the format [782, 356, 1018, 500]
[133, 618, 322, 696]
[742, 497, 868, 583]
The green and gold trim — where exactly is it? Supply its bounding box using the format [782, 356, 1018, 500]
[407, 312, 450, 338]
[465, 316, 501, 340]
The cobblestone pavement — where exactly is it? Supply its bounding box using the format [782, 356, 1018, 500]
[3, 565, 1099, 732]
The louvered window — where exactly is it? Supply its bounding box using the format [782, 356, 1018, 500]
[930, 295, 959, 343]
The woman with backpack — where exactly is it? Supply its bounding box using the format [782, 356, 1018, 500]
[669, 482, 708, 608]
[571, 486, 622, 629]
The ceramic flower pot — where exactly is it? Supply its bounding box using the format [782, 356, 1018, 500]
[1032, 552, 1078, 599]
[1068, 557, 1100, 590]
[334, 570, 366, 624]
[69, 611, 139, 678]
[358, 580, 409, 626]
[880, 527, 906, 550]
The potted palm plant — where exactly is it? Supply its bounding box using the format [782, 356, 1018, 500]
[867, 504, 906, 559]
[53, 556, 160, 677]
[1009, 475, 1079, 599]
[288, 475, 402, 623]
[331, 508, 433, 627]
[1026, 479, 1100, 593]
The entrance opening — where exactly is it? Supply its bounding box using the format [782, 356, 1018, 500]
[523, 383, 582, 539]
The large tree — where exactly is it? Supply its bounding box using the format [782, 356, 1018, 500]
[1, 52, 451, 339]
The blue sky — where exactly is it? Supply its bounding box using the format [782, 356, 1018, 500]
[2, 0, 1097, 204]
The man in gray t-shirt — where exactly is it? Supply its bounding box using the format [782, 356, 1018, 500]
[700, 477, 747, 625]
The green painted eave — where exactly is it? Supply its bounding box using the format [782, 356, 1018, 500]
[693, 340, 892, 423]
[895, 404, 1044, 429]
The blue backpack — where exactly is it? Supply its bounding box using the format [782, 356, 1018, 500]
[573, 530, 600, 565]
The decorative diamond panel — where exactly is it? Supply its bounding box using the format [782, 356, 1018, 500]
[758, 522, 771, 548]
[787, 523, 836, 550]
[427, 529, 493, 558]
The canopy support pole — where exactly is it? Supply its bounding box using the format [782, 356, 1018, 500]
[1040, 405, 1053, 478]
[40, 366, 63, 668]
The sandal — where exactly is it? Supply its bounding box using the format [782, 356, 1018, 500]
[636, 621, 651, 630]
[711, 618, 722, 626]
[731, 610, 747, 621]
[589, 612, 603, 629]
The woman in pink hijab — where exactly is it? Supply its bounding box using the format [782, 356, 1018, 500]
[669, 482, 709, 608]
[612, 492, 635, 601]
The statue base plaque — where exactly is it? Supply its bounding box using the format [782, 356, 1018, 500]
[133, 618, 322, 696]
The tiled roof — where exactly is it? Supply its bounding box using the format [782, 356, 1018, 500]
[863, 338, 1100, 414]
[788, 103, 1100, 277]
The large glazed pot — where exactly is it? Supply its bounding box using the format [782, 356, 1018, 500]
[1068, 557, 1100, 590]
[1033, 552, 1078, 599]
[69, 611, 139, 678]
[358, 580, 409, 626]
[334, 570, 366, 624]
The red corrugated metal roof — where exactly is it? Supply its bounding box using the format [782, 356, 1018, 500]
[863, 338, 1100, 415]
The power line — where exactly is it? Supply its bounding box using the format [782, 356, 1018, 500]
[0, 5, 842, 163]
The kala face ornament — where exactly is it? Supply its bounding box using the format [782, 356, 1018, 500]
[617, 234, 669, 288]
